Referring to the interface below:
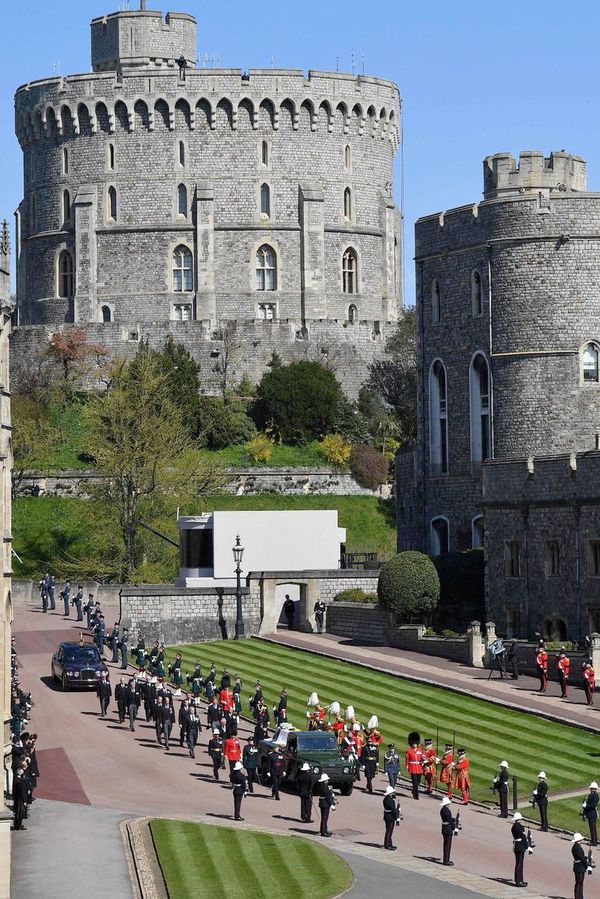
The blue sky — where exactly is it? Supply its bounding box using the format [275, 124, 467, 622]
[2, 0, 600, 303]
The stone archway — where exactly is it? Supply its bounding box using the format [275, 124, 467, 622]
[255, 576, 322, 635]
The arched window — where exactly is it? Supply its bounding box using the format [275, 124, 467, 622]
[260, 183, 271, 217]
[261, 140, 269, 166]
[177, 183, 188, 217]
[101, 305, 112, 323]
[58, 250, 74, 298]
[344, 145, 351, 169]
[555, 618, 567, 641]
[256, 244, 276, 291]
[432, 279, 441, 324]
[430, 517, 449, 555]
[429, 360, 448, 474]
[343, 248, 357, 294]
[472, 515, 484, 549]
[469, 353, 491, 464]
[178, 141, 185, 166]
[172, 245, 193, 292]
[108, 143, 115, 171]
[107, 186, 117, 221]
[343, 187, 352, 220]
[348, 304, 358, 323]
[62, 147, 69, 175]
[471, 269, 482, 316]
[62, 189, 71, 223]
[583, 343, 599, 382]
[30, 193, 36, 231]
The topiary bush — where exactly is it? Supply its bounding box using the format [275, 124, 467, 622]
[333, 588, 379, 603]
[350, 444, 389, 490]
[378, 551, 440, 622]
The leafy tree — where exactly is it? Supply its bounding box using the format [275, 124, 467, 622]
[197, 396, 256, 449]
[11, 395, 58, 497]
[83, 352, 224, 578]
[378, 550, 440, 621]
[365, 309, 417, 445]
[46, 326, 108, 392]
[154, 336, 202, 437]
[213, 321, 241, 402]
[350, 444, 389, 490]
[251, 361, 345, 445]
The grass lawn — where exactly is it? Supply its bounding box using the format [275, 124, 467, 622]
[165, 638, 600, 806]
[545, 796, 595, 834]
[12, 494, 395, 580]
[150, 819, 353, 899]
[202, 440, 334, 468]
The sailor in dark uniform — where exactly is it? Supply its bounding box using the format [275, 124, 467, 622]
[318, 773, 335, 837]
[297, 762, 314, 823]
[511, 812, 530, 888]
[383, 786, 400, 850]
[440, 796, 456, 865]
[231, 761, 248, 821]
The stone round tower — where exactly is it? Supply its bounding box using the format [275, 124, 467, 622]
[14, 5, 401, 335]
[398, 149, 600, 554]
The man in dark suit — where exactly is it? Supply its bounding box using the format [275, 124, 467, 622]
[125, 679, 141, 732]
[383, 786, 400, 850]
[115, 677, 127, 723]
[96, 671, 112, 717]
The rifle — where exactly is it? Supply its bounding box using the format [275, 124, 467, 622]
[587, 848, 596, 873]
[453, 810, 462, 835]
[526, 828, 535, 854]
[529, 790, 537, 809]
[395, 800, 403, 824]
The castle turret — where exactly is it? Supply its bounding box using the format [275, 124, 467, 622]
[91, 7, 197, 72]
[483, 150, 586, 200]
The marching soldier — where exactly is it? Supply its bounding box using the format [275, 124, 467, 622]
[219, 684, 235, 714]
[242, 737, 259, 793]
[363, 735, 379, 794]
[119, 628, 129, 670]
[178, 697, 191, 747]
[557, 649, 570, 699]
[454, 748, 471, 805]
[510, 812, 531, 888]
[133, 634, 146, 669]
[318, 773, 335, 837]
[405, 732, 424, 800]
[383, 743, 400, 788]
[114, 676, 127, 724]
[532, 771, 548, 831]
[208, 728, 224, 780]
[125, 677, 141, 732]
[231, 760, 248, 821]
[536, 640, 548, 693]
[439, 743, 454, 798]
[276, 689, 288, 726]
[582, 782, 599, 846]
[233, 675, 242, 716]
[383, 786, 400, 850]
[187, 710, 200, 759]
[96, 670, 112, 717]
[583, 662, 595, 706]
[297, 762, 314, 823]
[249, 681, 263, 718]
[204, 664, 217, 700]
[186, 661, 202, 689]
[224, 733, 242, 774]
[493, 760, 510, 818]
[440, 796, 456, 866]
[571, 832, 590, 899]
[168, 652, 184, 688]
[422, 737, 437, 795]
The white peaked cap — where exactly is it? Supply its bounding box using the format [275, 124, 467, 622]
[500, 761, 509, 768]
[512, 812, 522, 821]
[318, 773, 329, 782]
[367, 715, 378, 729]
[538, 772, 546, 779]
[384, 786, 396, 795]
[591, 782, 599, 789]
[572, 833, 585, 843]
[300, 762, 310, 771]
[234, 761, 243, 771]
[440, 797, 451, 807]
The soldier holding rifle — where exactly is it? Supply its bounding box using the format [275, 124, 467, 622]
[440, 796, 461, 866]
[382, 786, 401, 851]
[511, 811, 534, 888]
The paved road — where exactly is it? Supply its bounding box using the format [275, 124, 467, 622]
[11, 604, 586, 899]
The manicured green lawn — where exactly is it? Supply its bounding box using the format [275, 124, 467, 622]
[13, 494, 395, 580]
[203, 440, 333, 468]
[150, 819, 353, 899]
[165, 638, 600, 805]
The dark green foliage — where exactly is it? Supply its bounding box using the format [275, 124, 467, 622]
[150, 337, 202, 437]
[332, 396, 370, 444]
[333, 588, 379, 603]
[366, 309, 417, 445]
[349, 444, 389, 490]
[433, 549, 485, 632]
[197, 396, 256, 449]
[251, 361, 345, 445]
[378, 550, 440, 621]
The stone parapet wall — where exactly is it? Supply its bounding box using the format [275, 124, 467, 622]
[326, 602, 387, 644]
[12, 578, 122, 606]
[388, 625, 472, 663]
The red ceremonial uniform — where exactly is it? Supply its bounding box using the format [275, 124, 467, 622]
[219, 688, 234, 712]
[332, 719, 345, 744]
[422, 746, 437, 793]
[224, 737, 241, 762]
[405, 746, 424, 775]
[557, 655, 570, 698]
[536, 648, 548, 692]
[352, 731, 365, 758]
[454, 754, 471, 804]
[584, 665, 595, 705]
[439, 751, 454, 796]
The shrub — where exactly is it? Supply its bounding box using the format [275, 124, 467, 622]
[246, 432, 273, 464]
[378, 551, 440, 622]
[320, 434, 352, 467]
[197, 396, 256, 449]
[250, 361, 345, 445]
[433, 549, 485, 632]
[333, 588, 379, 603]
[350, 444, 389, 490]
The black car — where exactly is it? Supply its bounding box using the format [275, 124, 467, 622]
[51, 641, 108, 690]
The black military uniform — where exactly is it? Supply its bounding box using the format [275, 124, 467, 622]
[276, 690, 288, 726]
[440, 800, 456, 865]
[511, 817, 529, 887]
[220, 669, 231, 690]
[383, 789, 400, 850]
[178, 700, 190, 747]
[583, 786, 599, 846]
[231, 764, 248, 820]
[533, 776, 548, 831]
[186, 663, 202, 688]
[96, 675, 112, 717]
[242, 739, 259, 793]
[249, 683, 263, 718]
[115, 679, 127, 723]
[363, 741, 379, 794]
[12, 768, 29, 830]
[208, 733, 224, 779]
[187, 714, 201, 759]
[125, 682, 141, 731]
[144, 679, 156, 722]
[318, 777, 335, 837]
[297, 765, 314, 822]
[269, 747, 285, 800]
[207, 699, 222, 730]
[572, 838, 588, 899]
[494, 763, 510, 818]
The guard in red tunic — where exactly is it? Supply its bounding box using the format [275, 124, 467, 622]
[583, 662, 595, 706]
[422, 738, 438, 795]
[556, 649, 570, 699]
[224, 734, 242, 774]
[439, 743, 454, 798]
[454, 748, 471, 805]
[405, 731, 424, 800]
[219, 687, 234, 713]
[536, 641, 548, 693]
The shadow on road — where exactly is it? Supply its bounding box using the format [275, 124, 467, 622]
[39, 675, 61, 692]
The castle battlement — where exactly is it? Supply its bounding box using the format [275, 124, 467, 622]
[91, 8, 197, 72]
[483, 150, 586, 199]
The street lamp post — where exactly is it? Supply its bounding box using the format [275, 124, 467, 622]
[233, 535, 245, 640]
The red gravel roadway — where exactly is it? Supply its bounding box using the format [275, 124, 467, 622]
[12, 604, 594, 899]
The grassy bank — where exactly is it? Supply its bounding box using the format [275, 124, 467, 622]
[165, 638, 600, 805]
[150, 819, 353, 899]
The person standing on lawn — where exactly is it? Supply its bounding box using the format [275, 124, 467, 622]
[493, 760, 510, 818]
[532, 772, 549, 831]
[557, 649, 570, 699]
[231, 761, 247, 821]
[582, 782, 599, 846]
